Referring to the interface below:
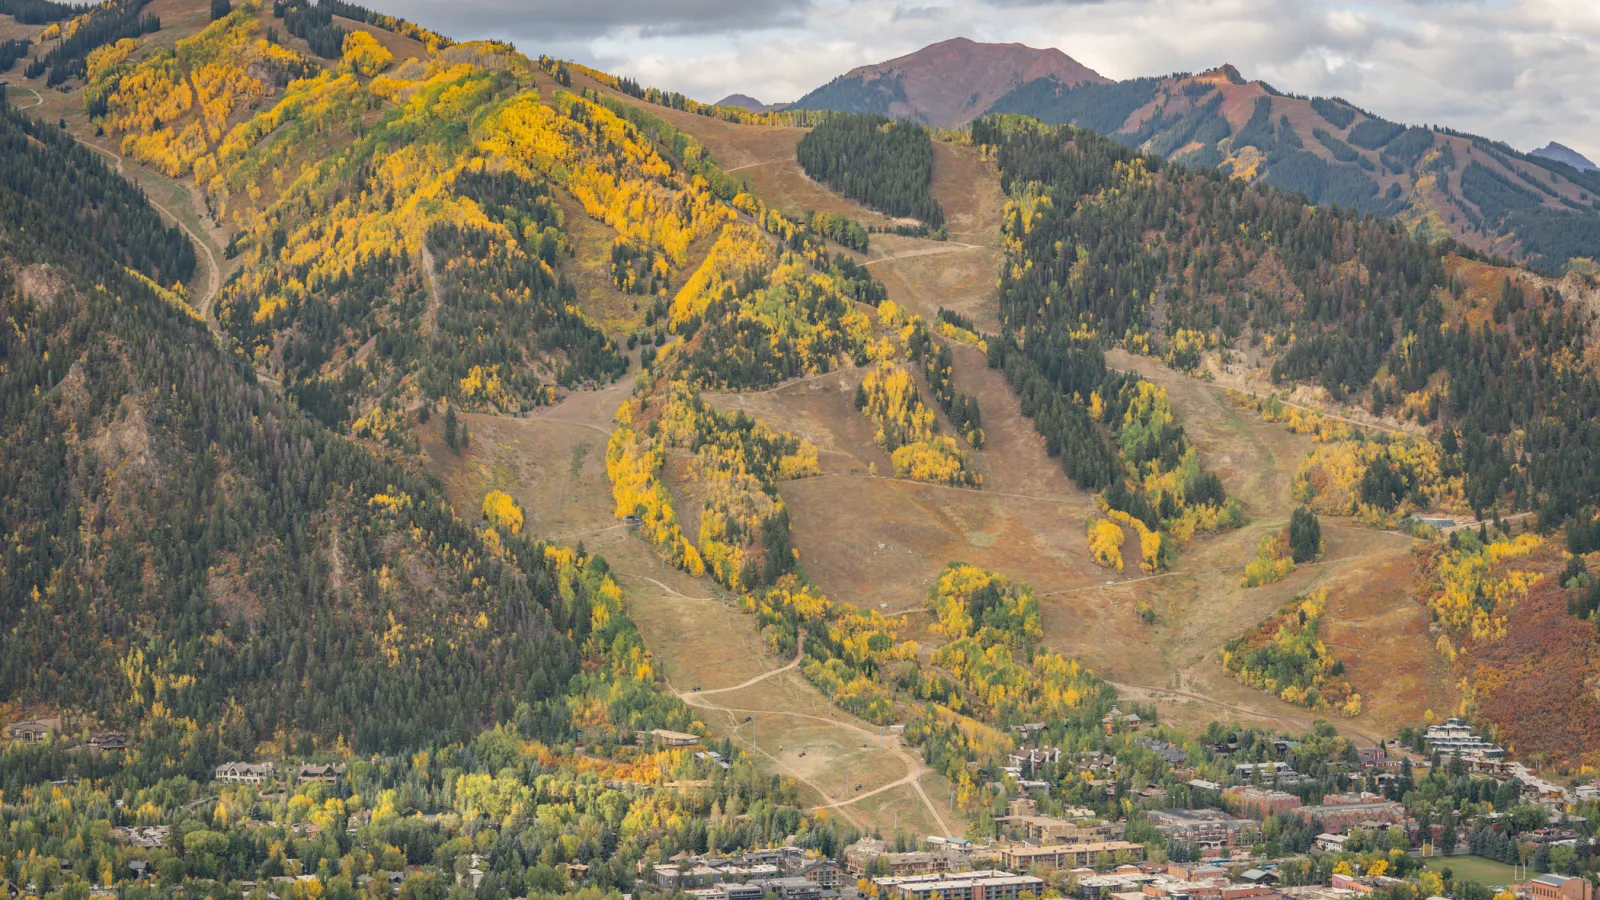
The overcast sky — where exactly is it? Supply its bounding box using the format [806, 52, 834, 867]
[374, 0, 1600, 160]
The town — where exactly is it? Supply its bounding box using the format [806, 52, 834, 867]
[4, 715, 1597, 900]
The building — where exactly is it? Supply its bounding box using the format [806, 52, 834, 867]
[1223, 786, 1303, 820]
[1423, 718, 1505, 759]
[719, 884, 763, 900]
[793, 859, 845, 888]
[875, 871, 1044, 900]
[296, 763, 346, 783]
[214, 762, 275, 784]
[1137, 738, 1190, 767]
[1103, 708, 1143, 734]
[1526, 874, 1595, 900]
[1146, 809, 1258, 850]
[997, 799, 1123, 844]
[1077, 872, 1161, 899]
[7, 722, 50, 744]
[845, 839, 957, 878]
[1294, 794, 1407, 834]
[1314, 834, 1348, 853]
[640, 728, 702, 747]
[88, 732, 130, 752]
[998, 841, 1145, 873]
[758, 877, 824, 900]
[1233, 762, 1296, 781]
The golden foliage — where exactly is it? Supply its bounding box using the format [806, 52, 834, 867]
[1086, 518, 1125, 572]
[1241, 531, 1294, 587]
[1422, 531, 1543, 641]
[341, 30, 393, 77]
[481, 490, 524, 535]
[859, 363, 976, 486]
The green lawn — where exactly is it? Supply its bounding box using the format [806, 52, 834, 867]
[1423, 855, 1522, 887]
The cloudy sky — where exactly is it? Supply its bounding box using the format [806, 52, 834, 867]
[374, 0, 1600, 159]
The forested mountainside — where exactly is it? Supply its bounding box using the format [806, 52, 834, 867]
[0, 89, 691, 757]
[985, 66, 1600, 274]
[973, 114, 1600, 525]
[789, 37, 1109, 128]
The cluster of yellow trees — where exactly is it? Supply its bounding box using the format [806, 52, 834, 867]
[925, 564, 1102, 722]
[669, 224, 777, 326]
[1086, 518, 1125, 571]
[1103, 507, 1166, 574]
[859, 363, 977, 486]
[1423, 532, 1543, 642]
[92, 6, 309, 178]
[341, 30, 393, 77]
[481, 490, 524, 535]
[1220, 589, 1360, 715]
[1241, 532, 1295, 587]
[606, 404, 704, 577]
[482, 89, 731, 279]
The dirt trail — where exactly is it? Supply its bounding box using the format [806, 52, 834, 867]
[13, 85, 44, 109]
[420, 240, 442, 336]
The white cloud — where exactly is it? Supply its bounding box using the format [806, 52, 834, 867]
[366, 0, 1600, 161]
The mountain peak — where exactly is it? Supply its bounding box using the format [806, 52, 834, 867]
[790, 38, 1110, 127]
[1532, 141, 1597, 172]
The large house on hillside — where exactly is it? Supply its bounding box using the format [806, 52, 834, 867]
[214, 762, 275, 784]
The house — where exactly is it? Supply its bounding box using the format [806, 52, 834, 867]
[296, 763, 346, 783]
[1233, 762, 1296, 781]
[215, 762, 275, 784]
[639, 728, 701, 748]
[1136, 738, 1189, 767]
[1526, 874, 1595, 900]
[1239, 870, 1279, 885]
[7, 721, 50, 744]
[112, 826, 170, 849]
[89, 732, 130, 752]
[1315, 833, 1349, 853]
[1102, 708, 1142, 734]
[875, 871, 1044, 900]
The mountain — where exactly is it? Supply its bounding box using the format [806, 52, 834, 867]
[715, 92, 779, 112]
[986, 65, 1600, 273]
[788, 37, 1110, 127]
[1533, 141, 1597, 172]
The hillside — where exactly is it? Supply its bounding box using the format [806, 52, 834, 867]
[789, 37, 1109, 127]
[0, 87, 691, 758]
[986, 65, 1600, 273]
[3, 1, 1600, 886]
